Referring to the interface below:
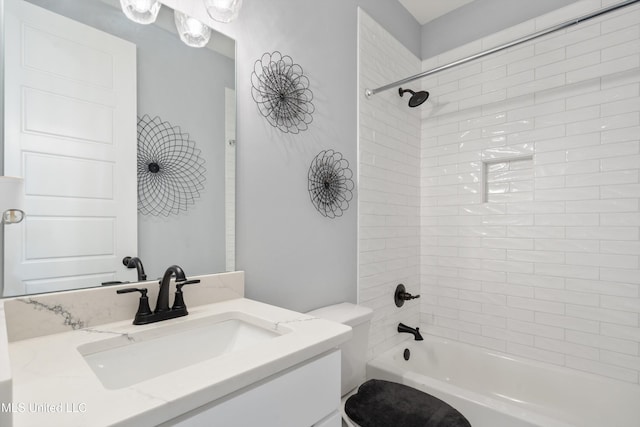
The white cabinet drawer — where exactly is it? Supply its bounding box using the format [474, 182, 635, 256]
[168, 350, 341, 427]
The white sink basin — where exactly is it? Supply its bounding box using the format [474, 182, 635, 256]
[77, 312, 288, 389]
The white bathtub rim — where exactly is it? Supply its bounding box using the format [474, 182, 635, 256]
[367, 335, 640, 427]
[368, 356, 572, 427]
[399, 335, 637, 388]
[403, 370, 573, 427]
[386, 334, 640, 394]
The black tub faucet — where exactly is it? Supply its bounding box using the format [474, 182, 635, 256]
[123, 256, 147, 281]
[398, 323, 424, 341]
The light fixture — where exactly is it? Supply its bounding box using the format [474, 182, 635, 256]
[0, 177, 25, 225]
[120, 0, 161, 25]
[204, 0, 243, 23]
[119, 0, 241, 48]
[174, 10, 212, 48]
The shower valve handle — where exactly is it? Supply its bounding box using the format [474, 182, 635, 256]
[394, 284, 420, 307]
[402, 292, 420, 301]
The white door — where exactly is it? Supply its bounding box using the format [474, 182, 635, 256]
[3, 0, 137, 296]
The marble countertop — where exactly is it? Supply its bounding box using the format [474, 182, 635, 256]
[8, 297, 351, 427]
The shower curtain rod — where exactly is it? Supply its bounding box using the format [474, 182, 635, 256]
[365, 0, 640, 98]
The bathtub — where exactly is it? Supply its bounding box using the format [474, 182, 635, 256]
[366, 336, 640, 427]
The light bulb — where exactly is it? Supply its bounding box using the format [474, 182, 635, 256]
[174, 11, 212, 48]
[120, 0, 161, 24]
[204, 0, 243, 23]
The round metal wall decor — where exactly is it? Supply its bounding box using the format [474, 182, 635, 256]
[251, 51, 315, 134]
[137, 114, 206, 216]
[308, 150, 354, 218]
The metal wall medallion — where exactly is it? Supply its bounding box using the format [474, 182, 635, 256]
[308, 150, 354, 218]
[251, 51, 315, 134]
[137, 114, 206, 216]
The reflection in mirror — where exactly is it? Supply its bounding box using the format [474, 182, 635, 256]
[1, 0, 236, 297]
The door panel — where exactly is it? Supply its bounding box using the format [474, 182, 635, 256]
[3, 0, 137, 296]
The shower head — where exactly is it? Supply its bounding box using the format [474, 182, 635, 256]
[398, 87, 429, 107]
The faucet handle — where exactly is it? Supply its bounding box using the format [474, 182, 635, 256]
[176, 279, 200, 288]
[172, 279, 200, 312]
[116, 287, 147, 295]
[116, 287, 153, 322]
[394, 284, 421, 307]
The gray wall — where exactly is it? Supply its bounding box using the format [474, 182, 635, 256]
[133, 13, 234, 280]
[165, 0, 420, 313]
[235, 0, 420, 312]
[421, 0, 579, 59]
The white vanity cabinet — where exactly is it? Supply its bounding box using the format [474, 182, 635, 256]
[165, 350, 341, 427]
[6, 290, 351, 427]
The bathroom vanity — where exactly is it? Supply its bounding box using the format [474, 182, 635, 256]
[0, 272, 350, 426]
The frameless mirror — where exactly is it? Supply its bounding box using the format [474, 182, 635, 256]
[1, 0, 236, 297]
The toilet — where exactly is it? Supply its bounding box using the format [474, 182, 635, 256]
[308, 303, 472, 427]
[307, 302, 373, 426]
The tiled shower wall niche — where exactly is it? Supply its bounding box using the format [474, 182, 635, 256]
[420, 0, 640, 383]
[484, 156, 534, 204]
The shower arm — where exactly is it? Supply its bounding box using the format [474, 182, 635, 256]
[365, 0, 640, 98]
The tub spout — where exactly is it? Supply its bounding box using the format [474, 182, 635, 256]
[398, 323, 424, 341]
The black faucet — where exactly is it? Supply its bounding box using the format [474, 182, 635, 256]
[117, 265, 199, 325]
[156, 265, 186, 313]
[123, 256, 147, 282]
[398, 323, 424, 341]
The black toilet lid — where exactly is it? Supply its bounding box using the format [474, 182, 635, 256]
[345, 379, 471, 427]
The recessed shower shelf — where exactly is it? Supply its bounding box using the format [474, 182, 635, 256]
[482, 155, 534, 204]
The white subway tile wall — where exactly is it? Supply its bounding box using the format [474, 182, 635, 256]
[420, 0, 640, 383]
[358, 9, 421, 360]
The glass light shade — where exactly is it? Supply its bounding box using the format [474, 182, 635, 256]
[204, 0, 243, 23]
[120, 0, 161, 25]
[174, 11, 212, 48]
